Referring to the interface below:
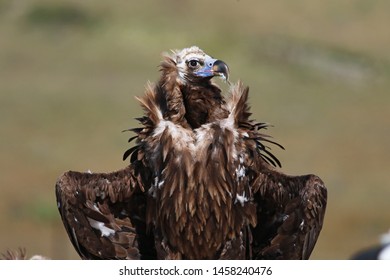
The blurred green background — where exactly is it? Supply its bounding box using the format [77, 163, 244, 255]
[1, 0, 389, 259]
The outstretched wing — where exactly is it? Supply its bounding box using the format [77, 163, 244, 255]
[250, 166, 327, 259]
[55, 164, 155, 259]
[228, 82, 327, 259]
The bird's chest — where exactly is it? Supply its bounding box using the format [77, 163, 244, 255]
[152, 174, 246, 259]
[146, 121, 254, 258]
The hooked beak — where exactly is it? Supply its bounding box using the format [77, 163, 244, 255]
[212, 60, 229, 82]
[194, 58, 229, 82]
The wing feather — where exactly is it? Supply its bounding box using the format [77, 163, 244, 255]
[55, 165, 152, 259]
[229, 81, 327, 259]
[250, 167, 327, 259]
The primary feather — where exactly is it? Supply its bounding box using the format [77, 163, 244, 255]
[56, 46, 327, 259]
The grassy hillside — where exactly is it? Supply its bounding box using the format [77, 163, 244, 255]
[1, 0, 389, 259]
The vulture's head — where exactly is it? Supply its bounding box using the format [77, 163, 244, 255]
[170, 46, 229, 85]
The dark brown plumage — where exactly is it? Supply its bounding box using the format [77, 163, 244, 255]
[56, 46, 327, 259]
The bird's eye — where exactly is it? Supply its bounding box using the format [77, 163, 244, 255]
[187, 59, 200, 68]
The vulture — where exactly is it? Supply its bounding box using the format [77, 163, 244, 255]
[56, 46, 327, 260]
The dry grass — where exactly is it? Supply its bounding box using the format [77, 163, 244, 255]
[1, 0, 389, 259]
